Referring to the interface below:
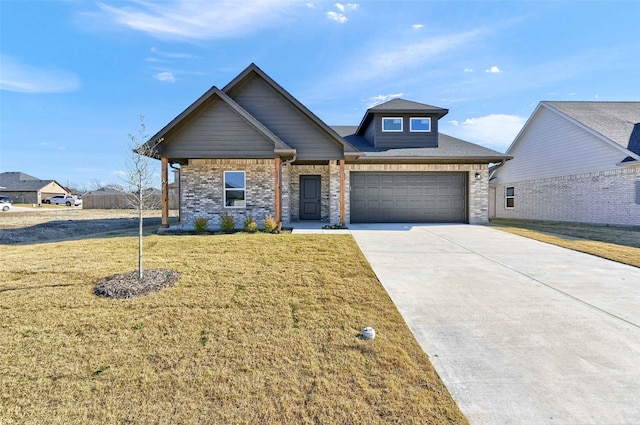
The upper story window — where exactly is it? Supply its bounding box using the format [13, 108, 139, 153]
[224, 171, 245, 208]
[410, 117, 431, 132]
[382, 117, 403, 132]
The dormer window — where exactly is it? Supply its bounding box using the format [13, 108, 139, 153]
[410, 117, 431, 132]
[382, 117, 403, 132]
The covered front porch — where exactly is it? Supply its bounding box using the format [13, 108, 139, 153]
[159, 157, 346, 230]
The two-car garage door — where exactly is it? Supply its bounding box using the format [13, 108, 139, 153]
[350, 173, 467, 223]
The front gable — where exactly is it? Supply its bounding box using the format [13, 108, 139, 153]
[145, 87, 292, 162]
[161, 93, 279, 160]
[224, 65, 354, 161]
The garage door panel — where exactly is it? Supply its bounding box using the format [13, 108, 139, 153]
[350, 172, 466, 223]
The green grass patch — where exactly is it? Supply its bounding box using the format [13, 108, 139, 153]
[0, 234, 467, 424]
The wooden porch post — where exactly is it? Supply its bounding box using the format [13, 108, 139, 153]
[339, 159, 345, 226]
[161, 157, 169, 228]
[275, 157, 281, 225]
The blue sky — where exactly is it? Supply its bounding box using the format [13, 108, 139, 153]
[1, 0, 639, 189]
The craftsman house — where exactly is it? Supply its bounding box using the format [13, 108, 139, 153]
[143, 64, 509, 228]
[490, 101, 640, 226]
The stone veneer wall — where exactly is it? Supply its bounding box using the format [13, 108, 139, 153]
[285, 165, 331, 222]
[180, 160, 492, 227]
[180, 159, 275, 228]
[344, 163, 490, 224]
[491, 166, 640, 226]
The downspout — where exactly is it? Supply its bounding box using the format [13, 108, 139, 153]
[488, 160, 506, 220]
[279, 152, 297, 231]
[169, 162, 181, 223]
[489, 159, 506, 180]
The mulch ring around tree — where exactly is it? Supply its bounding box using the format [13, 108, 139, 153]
[94, 269, 180, 299]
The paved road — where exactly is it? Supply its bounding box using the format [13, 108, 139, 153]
[350, 224, 640, 425]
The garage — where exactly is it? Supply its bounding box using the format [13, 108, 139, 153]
[350, 172, 466, 223]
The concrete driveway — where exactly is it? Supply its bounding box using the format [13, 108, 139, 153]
[349, 224, 640, 425]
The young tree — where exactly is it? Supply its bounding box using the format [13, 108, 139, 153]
[124, 115, 161, 279]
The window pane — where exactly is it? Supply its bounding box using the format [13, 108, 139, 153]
[505, 187, 514, 196]
[225, 190, 245, 207]
[225, 171, 245, 189]
[506, 198, 514, 208]
[410, 118, 431, 132]
[382, 118, 402, 131]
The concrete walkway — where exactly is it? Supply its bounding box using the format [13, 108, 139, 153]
[349, 224, 640, 425]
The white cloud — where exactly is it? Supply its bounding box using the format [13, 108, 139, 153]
[446, 114, 526, 150]
[0, 55, 80, 93]
[328, 2, 357, 23]
[327, 11, 347, 23]
[484, 66, 503, 73]
[464, 68, 474, 73]
[150, 47, 196, 59]
[96, 0, 302, 40]
[367, 93, 404, 108]
[412, 24, 424, 29]
[155, 72, 176, 82]
[306, 2, 315, 8]
[111, 170, 127, 179]
[346, 29, 484, 82]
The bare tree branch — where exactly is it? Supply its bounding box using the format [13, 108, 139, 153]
[123, 115, 160, 279]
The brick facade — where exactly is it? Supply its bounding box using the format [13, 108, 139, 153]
[180, 160, 491, 227]
[491, 166, 640, 226]
[180, 159, 275, 229]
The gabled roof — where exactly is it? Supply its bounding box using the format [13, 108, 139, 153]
[0, 172, 65, 192]
[356, 99, 449, 135]
[223, 63, 358, 155]
[507, 101, 640, 164]
[142, 85, 293, 158]
[333, 127, 511, 163]
[543, 101, 640, 156]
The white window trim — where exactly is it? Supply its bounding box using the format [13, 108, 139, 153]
[505, 186, 515, 209]
[382, 117, 403, 132]
[224, 171, 246, 208]
[410, 117, 431, 132]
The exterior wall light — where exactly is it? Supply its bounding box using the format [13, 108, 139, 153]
[475, 172, 482, 180]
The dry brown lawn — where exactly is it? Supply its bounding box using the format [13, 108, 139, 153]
[0, 233, 467, 425]
[489, 218, 640, 268]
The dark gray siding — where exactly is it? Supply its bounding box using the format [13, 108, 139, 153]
[350, 172, 466, 223]
[161, 97, 276, 159]
[374, 114, 439, 148]
[363, 120, 375, 144]
[227, 76, 343, 160]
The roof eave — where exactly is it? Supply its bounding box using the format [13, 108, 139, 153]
[352, 154, 512, 163]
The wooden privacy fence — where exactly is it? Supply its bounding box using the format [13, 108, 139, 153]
[82, 193, 178, 209]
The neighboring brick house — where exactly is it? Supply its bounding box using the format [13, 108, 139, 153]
[0, 171, 68, 204]
[490, 101, 640, 226]
[142, 64, 510, 228]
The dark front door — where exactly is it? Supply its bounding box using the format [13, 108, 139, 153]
[300, 175, 321, 220]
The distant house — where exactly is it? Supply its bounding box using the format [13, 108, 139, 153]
[490, 101, 640, 226]
[0, 172, 68, 204]
[141, 63, 509, 228]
